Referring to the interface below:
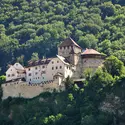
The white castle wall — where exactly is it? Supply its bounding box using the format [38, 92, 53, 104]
[2, 80, 65, 100]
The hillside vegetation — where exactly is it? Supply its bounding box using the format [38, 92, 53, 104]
[0, 0, 125, 74]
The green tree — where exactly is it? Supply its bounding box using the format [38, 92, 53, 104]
[78, 34, 98, 49]
[31, 52, 39, 61]
[68, 93, 74, 101]
[0, 75, 6, 85]
[64, 76, 74, 90]
[104, 55, 125, 77]
[113, 50, 125, 64]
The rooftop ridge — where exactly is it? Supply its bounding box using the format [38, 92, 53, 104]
[81, 48, 101, 55]
[59, 37, 82, 49]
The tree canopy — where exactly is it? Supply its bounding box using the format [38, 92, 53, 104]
[0, 0, 125, 74]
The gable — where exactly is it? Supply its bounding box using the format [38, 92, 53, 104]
[13, 63, 24, 70]
[6, 66, 17, 74]
[59, 38, 82, 49]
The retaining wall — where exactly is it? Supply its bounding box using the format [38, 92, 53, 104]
[2, 80, 65, 99]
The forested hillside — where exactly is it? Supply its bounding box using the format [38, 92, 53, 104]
[0, 0, 125, 74]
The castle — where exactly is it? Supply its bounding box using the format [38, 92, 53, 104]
[2, 38, 105, 99]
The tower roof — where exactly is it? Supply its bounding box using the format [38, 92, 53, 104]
[59, 38, 82, 49]
[81, 48, 101, 55]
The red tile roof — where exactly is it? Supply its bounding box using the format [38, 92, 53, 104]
[81, 48, 101, 55]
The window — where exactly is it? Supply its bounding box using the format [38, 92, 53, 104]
[56, 66, 58, 69]
[43, 77, 44, 79]
[42, 66, 45, 68]
[28, 68, 30, 71]
[57, 61, 59, 63]
[35, 72, 38, 75]
[60, 66, 62, 69]
[60, 47, 62, 50]
[35, 67, 37, 70]
[67, 66, 69, 69]
[42, 71, 46, 74]
[29, 73, 31, 76]
[30, 79, 31, 81]
[8, 74, 10, 77]
[52, 61, 54, 64]
[16, 63, 18, 66]
[38, 77, 39, 79]
[52, 67, 54, 70]
[12, 74, 15, 76]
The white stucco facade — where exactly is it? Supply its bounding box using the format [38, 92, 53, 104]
[6, 63, 25, 82]
[28, 57, 72, 83]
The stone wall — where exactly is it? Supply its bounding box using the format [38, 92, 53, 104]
[2, 80, 65, 100]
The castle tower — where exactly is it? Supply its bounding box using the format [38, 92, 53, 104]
[81, 48, 105, 75]
[58, 38, 82, 58]
[69, 47, 80, 65]
[58, 38, 82, 65]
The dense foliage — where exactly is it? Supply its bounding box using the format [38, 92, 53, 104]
[0, 0, 125, 74]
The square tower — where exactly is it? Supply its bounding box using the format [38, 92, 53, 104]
[58, 38, 82, 65]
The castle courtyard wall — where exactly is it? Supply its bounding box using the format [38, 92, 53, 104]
[2, 81, 65, 100]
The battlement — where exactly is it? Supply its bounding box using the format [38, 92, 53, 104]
[2, 79, 65, 100]
[2, 80, 55, 87]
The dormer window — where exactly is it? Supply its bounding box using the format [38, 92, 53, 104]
[35, 67, 37, 70]
[8, 74, 10, 77]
